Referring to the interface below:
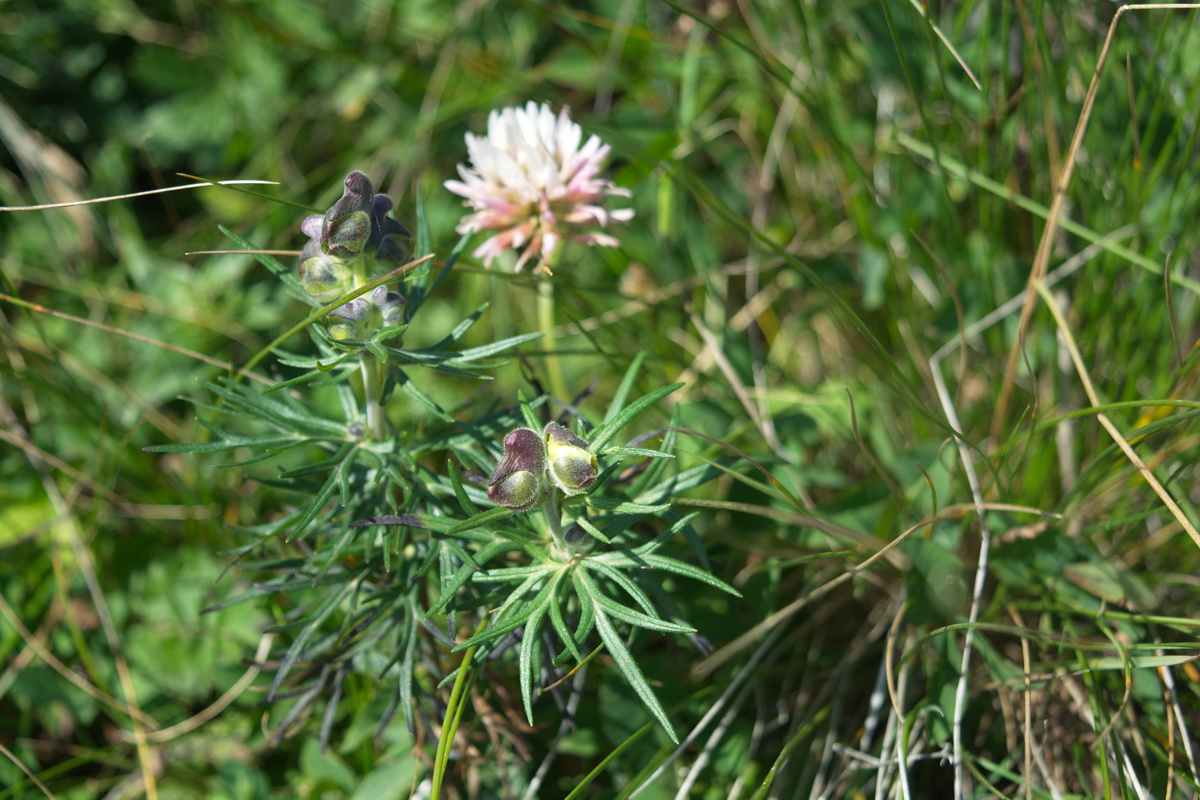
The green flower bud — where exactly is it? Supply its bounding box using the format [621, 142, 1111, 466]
[326, 286, 405, 340]
[563, 522, 597, 556]
[544, 422, 597, 495]
[298, 239, 353, 303]
[488, 428, 546, 510]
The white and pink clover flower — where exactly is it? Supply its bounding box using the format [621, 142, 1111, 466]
[445, 102, 633, 275]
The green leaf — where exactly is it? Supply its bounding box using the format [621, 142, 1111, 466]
[268, 572, 363, 699]
[588, 562, 659, 617]
[586, 497, 671, 515]
[449, 332, 544, 363]
[589, 585, 694, 635]
[640, 554, 741, 596]
[521, 576, 560, 725]
[630, 405, 681, 498]
[549, 577, 582, 664]
[473, 565, 554, 583]
[518, 391, 543, 432]
[447, 460, 480, 518]
[600, 446, 675, 460]
[587, 383, 684, 453]
[407, 230, 470, 319]
[424, 541, 519, 618]
[1073, 654, 1198, 671]
[453, 575, 556, 651]
[592, 608, 678, 743]
[286, 449, 351, 541]
[446, 507, 516, 537]
[605, 351, 647, 426]
[200, 379, 347, 436]
[398, 372, 455, 422]
[573, 515, 612, 544]
[144, 433, 303, 454]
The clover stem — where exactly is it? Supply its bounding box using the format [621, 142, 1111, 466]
[536, 269, 569, 404]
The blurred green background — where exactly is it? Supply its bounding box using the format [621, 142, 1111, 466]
[5, 0, 1200, 797]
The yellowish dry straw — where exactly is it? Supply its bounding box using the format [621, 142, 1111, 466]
[0, 179, 278, 211]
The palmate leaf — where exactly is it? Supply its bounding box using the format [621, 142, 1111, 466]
[452, 573, 556, 651]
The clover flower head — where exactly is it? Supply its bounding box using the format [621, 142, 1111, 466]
[444, 101, 634, 275]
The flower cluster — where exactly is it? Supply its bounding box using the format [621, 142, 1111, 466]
[445, 102, 633, 274]
[487, 422, 599, 511]
[298, 171, 411, 339]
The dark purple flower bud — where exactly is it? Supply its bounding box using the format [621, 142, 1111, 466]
[368, 194, 412, 265]
[544, 422, 597, 495]
[321, 171, 375, 257]
[488, 428, 546, 510]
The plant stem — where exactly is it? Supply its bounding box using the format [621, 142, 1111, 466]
[360, 352, 386, 440]
[537, 275, 569, 403]
[544, 489, 566, 554]
[432, 619, 486, 799]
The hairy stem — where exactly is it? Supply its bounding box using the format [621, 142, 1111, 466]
[360, 353, 386, 440]
[544, 489, 566, 555]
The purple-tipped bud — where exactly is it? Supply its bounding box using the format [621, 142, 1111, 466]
[368, 194, 412, 265]
[488, 428, 547, 510]
[544, 422, 597, 496]
[321, 171, 375, 256]
[326, 286, 406, 340]
[297, 172, 414, 336]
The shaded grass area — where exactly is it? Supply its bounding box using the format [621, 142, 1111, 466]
[3, 0, 1200, 797]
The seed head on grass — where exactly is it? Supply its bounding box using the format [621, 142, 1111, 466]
[445, 101, 634, 275]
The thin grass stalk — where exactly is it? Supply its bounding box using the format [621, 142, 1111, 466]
[537, 275, 568, 402]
